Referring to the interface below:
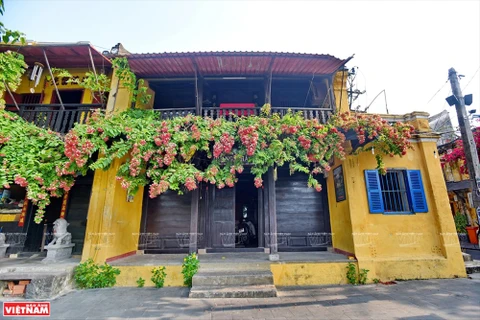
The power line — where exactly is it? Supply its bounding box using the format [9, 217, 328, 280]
[427, 79, 448, 104]
[462, 65, 480, 91]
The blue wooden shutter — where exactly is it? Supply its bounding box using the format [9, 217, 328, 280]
[406, 170, 428, 213]
[364, 170, 384, 213]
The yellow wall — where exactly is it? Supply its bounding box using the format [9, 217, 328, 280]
[106, 68, 134, 113]
[115, 266, 184, 287]
[114, 262, 357, 287]
[134, 80, 155, 110]
[81, 157, 144, 263]
[271, 262, 355, 286]
[327, 156, 355, 255]
[443, 161, 469, 182]
[7, 68, 103, 105]
[328, 122, 466, 280]
[333, 70, 349, 113]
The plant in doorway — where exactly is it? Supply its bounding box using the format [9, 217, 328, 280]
[151, 266, 167, 288]
[182, 253, 199, 287]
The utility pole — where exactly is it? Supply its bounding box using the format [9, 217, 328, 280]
[448, 68, 480, 216]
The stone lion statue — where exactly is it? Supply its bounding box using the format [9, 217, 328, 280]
[48, 218, 72, 246]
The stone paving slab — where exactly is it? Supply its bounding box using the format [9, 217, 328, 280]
[1, 278, 480, 319]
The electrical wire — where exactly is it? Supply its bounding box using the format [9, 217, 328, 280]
[462, 66, 480, 91]
[355, 67, 368, 109]
[427, 79, 449, 104]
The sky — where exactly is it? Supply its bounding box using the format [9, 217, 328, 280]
[2, 0, 480, 125]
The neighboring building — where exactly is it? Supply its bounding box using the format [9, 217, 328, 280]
[429, 110, 457, 146]
[0, 42, 111, 255]
[0, 43, 466, 286]
[429, 110, 479, 229]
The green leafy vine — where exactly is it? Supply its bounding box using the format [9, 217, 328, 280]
[111, 57, 151, 105]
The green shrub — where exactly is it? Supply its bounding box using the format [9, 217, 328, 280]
[182, 253, 199, 287]
[74, 259, 121, 289]
[151, 266, 167, 288]
[346, 262, 357, 285]
[373, 278, 380, 284]
[358, 268, 369, 285]
[454, 213, 468, 234]
[136, 277, 145, 288]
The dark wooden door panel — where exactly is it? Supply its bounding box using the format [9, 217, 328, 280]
[211, 188, 235, 248]
[275, 169, 330, 250]
[67, 184, 91, 255]
[145, 190, 191, 252]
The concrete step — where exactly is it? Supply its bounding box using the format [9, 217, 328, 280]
[463, 252, 473, 262]
[0, 271, 73, 299]
[189, 285, 277, 298]
[465, 260, 480, 274]
[193, 270, 274, 286]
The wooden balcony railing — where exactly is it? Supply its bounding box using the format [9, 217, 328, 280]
[153, 107, 196, 120]
[155, 107, 334, 122]
[7, 104, 104, 134]
[6, 104, 334, 132]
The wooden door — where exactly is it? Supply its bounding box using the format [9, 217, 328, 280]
[144, 190, 191, 253]
[67, 183, 91, 255]
[275, 168, 331, 251]
[210, 187, 235, 248]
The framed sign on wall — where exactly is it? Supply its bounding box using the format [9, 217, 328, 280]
[334, 165, 346, 202]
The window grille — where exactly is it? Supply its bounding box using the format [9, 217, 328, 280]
[379, 171, 411, 212]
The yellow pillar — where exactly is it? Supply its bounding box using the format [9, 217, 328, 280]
[82, 158, 144, 263]
[333, 70, 349, 113]
[106, 69, 133, 113]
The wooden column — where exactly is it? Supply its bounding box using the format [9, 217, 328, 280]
[189, 188, 200, 254]
[264, 57, 274, 105]
[267, 168, 277, 254]
[195, 76, 203, 116]
[264, 75, 272, 105]
[258, 188, 264, 248]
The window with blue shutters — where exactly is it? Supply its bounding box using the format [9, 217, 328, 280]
[365, 169, 428, 214]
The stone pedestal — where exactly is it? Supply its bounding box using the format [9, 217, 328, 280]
[42, 244, 75, 262]
[0, 244, 10, 258]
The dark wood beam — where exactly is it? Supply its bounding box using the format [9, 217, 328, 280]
[263, 176, 270, 251]
[264, 57, 275, 104]
[189, 188, 200, 254]
[258, 188, 264, 248]
[191, 58, 203, 115]
[267, 168, 277, 254]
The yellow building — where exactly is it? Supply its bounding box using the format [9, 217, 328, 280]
[0, 44, 466, 288]
[0, 42, 111, 255]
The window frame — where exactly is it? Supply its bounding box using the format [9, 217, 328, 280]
[379, 170, 412, 214]
[365, 169, 428, 215]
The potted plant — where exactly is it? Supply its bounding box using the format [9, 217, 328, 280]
[454, 213, 468, 243]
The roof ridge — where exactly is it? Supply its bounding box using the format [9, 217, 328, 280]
[127, 51, 344, 60]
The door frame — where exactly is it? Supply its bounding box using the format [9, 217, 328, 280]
[205, 183, 265, 253]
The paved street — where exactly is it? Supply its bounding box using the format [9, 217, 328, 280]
[2, 278, 480, 319]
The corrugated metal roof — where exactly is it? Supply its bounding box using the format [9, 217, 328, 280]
[0, 42, 111, 69]
[127, 51, 352, 78]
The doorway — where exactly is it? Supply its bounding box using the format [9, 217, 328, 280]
[207, 172, 261, 252]
[23, 197, 63, 253]
[235, 177, 258, 248]
[51, 90, 84, 104]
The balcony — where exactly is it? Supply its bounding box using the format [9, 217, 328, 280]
[154, 106, 333, 122]
[7, 104, 104, 134]
[6, 104, 333, 134]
